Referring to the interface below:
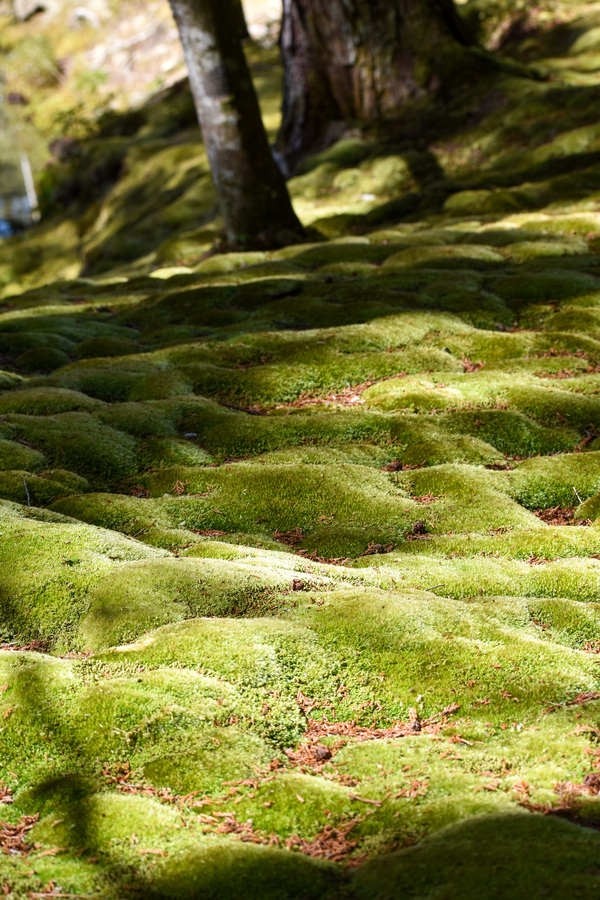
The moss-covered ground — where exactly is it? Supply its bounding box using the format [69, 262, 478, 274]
[5, 0, 600, 896]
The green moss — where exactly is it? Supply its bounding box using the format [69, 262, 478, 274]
[152, 841, 341, 900]
[0, 438, 47, 471]
[143, 727, 274, 794]
[390, 408, 578, 457]
[195, 252, 270, 276]
[0, 467, 89, 505]
[504, 452, 600, 508]
[75, 336, 141, 358]
[0, 387, 104, 415]
[507, 238, 590, 262]
[443, 189, 527, 214]
[138, 437, 214, 468]
[5, 411, 139, 484]
[94, 401, 175, 438]
[80, 555, 315, 649]
[401, 464, 539, 533]
[577, 491, 600, 522]
[354, 814, 600, 899]
[15, 346, 71, 372]
[491, 270, 600, 302]
[7, 9, 600, 891]
[399, 437, 505, 467]
[0, 370, 23, 390]
[382, 244, 505, 269]
[402, 525, 600, 562]
[139, 462, 423, 553]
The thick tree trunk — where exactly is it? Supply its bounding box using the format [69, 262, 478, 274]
[168, 0, 304, 248]
[277, 0, 474, 172]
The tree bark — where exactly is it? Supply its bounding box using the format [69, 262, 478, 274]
[277, 0, 474, 172]
[168, 0, 304, 248]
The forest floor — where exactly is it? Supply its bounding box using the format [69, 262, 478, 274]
[4, 0, 600, 897]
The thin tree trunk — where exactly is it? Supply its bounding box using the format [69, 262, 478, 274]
[277, 0, 474, 172]
[168, 0, 304, 248]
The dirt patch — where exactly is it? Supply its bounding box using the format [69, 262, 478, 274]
[0, 814, 39, 855]
[272, 527, 305, 547]
[533, 506, 591, 526]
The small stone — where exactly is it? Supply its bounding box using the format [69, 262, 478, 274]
[386, 459, 403, 472]
[314, 744, 332, 761]
[408, 707, 421, 732]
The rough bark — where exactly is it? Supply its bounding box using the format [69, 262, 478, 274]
[168, 0, 304, 247]
[277, 0, 474, 172]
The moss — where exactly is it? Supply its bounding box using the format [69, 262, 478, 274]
[80, 556, 314, 649]
[401, 464, 539, 533]
[443, 189, 527, 214]
[15, 346, 71, 372]
[382, 244, 505, 269]
[94, 401, 175, 438]
[0, 438, 47, 472]
[151, 841, 341, 900]
[545, 306, 600, 333]
[391, 408, 579, 457]
[402, 526, 600, 562]
[0, 498, 170, 648]
[137, 462, 423, 551]
[504, 452, 600, 508]
[0, 370, 23, 391]
[354, 814, 600, 899]
[0, 387, 104, 415]
[143, 727, 274, 794]
[0, 467, 89, 505]
[138, 437, 214, 468]
[195, 252, 270, 276]
[491, 270, 600, 302]
[8, 9, 600, 891]
[507, 238, 590, 262]
[399, 437, 505, 467]
[75, 336, 141, 358]
[154, 227, 218, 267]
[5, 411, 139, 484]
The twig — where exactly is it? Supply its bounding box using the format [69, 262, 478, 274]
[22, 477, 31, 507]
[348, 793, 382, 806]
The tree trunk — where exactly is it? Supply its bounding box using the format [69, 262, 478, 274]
[277, 0, 474, 172]
[168, 0, 304, 248]
[231, 0, 249, 40]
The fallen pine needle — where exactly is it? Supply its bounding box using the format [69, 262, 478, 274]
[35, 847, 67, 857]
[348, 793, 382, 806]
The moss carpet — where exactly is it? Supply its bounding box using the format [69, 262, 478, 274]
[3, 1, 600, 896]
